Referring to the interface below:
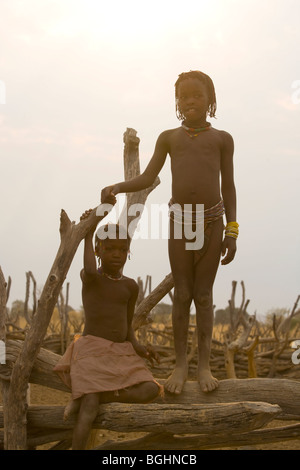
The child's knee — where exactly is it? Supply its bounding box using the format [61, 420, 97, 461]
[194, 291, 212, 310]
[140, 382, 160, 403]
[174, 285, 193, 306]
[80, 394, 99, 422]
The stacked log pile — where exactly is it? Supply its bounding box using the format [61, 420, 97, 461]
[139, 282, 300, 382]
[2, 338, 300, 450]
[6, 278, 300, 381]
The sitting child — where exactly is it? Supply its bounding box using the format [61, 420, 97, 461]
[54, 209, 161, 450]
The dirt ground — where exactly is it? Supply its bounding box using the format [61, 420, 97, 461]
[20, 383, 300, 450]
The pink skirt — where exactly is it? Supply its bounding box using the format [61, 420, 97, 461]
[53, 334, 160, 400]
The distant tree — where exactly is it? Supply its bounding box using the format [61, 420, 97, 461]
[214, 305, 250, 325]
[214, 308, 229, 325]
[151, 302, 172, 324]
[265, 308, 289, 327]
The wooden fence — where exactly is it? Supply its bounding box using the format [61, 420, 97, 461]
[1, 129, 300, 450]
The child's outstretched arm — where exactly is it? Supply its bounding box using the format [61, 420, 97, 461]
[101, 131, 170, 203]
[220, 131, 238, 265]
[80, 209, 98, 281]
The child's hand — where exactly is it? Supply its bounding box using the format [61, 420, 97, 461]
[101, 185, 118, 205]
[221, 236, 237, 265]
[80, 209, 93, 221]
[135, 343, 160, 367]
[80, 209, 98, 235]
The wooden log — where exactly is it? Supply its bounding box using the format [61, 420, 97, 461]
[24, 271, 37, 325]
[5, 340, 70, 393]
[4, 208, 115, 449]
[0, 429, 73, 449]
[119, 128, 160, 237]
[0, 401, 281, 435]
[133, 273, 174, 330]
[159, 378, 300, 419]
[4, 340, 300, 418]
[94, 422, 300, 450]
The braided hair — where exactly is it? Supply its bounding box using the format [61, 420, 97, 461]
[175, 70, 217, 121]
[95, 223, 130, 250]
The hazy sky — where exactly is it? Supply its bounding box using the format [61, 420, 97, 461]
[1, 0, 300, 319]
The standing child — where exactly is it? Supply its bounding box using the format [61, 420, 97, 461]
[101, 70, 238, 395]
[54, 211, 161, 450]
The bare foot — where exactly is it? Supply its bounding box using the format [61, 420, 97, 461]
[198, 368, 219, 393]
[165, 365, 188, 394]
[64, 398, 81, 421]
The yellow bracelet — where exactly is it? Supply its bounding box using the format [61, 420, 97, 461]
[225, 221, 239, 239]
[226, 221, 239, 229]
[225, 232, 238, 239]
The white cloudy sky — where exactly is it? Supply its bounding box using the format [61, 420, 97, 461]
[1, 0, 299, 319]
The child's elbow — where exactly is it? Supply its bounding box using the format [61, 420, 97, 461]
[142, 172, 156, 188]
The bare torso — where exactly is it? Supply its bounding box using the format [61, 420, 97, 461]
[81, 271, 137, 342]
[167, 126, 223, 208]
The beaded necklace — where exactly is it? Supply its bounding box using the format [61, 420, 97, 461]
[181, 122, 211, 138]
[98, 268, 123, 281]
[104, 272, 123, 281]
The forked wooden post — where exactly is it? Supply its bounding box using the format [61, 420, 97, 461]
[119, 128, 160, 237]
[4, 209, 114, 449]
[0, 128, 159, 450]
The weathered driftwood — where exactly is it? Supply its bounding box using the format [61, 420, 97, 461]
[133, 273, 174, 330]
[0, 129, 159, 450]
[119, 128, 175, 330]
[4, 340, 300, 419]
[0, 429, 73, 450]
[119, 128, 160, 234]
[24, 271, 37, 325]
[267, 295, 300, 378]
[2, 418, 300, 450]
[0, 401, 281, 434]
[3, 207, 115, 449]
[94, 422, 300, 450]
[56, 282, 70, 354]
[224, 281, 257, 379]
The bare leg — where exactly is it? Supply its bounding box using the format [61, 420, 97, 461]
[72, 393, 100, 450]
[165, 221, 194, 394]
[72, 382, 159, 450]
[64, 397, 81, 421]
[193, 218, 223, 392]
[109, 381, 160, 404]
[195, 290, 219, 392]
